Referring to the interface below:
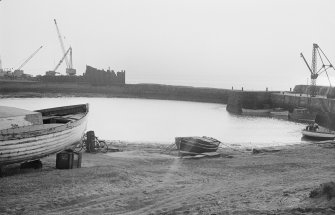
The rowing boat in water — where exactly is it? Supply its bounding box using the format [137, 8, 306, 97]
[0, 104, 88, 166]
[175, 136, 221, 154]
[301, 129, 335, 140]
[301, 124, 335, 140]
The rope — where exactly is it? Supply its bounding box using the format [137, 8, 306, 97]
[219, 142, 249, 153]
[162, 143, 177, 153]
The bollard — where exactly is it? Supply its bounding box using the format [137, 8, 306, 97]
[86, 131, 96, 152]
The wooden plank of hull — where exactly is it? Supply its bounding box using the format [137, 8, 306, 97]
[179, 142, 219, 153]
[1, 120, 85, 151]
[1, 124, 82, 156]
[302, 130, 335, 140]
[180, 139, 220, 147]
[0, 119, 86, 165]
[0, 108, 88, 166]
[0, 120, 86, 165]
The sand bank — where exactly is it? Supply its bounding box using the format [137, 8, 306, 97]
[1, 142, 335, 214]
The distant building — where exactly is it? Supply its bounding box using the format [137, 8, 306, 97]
[84, 65, 126, 86]
[13, 70, 24, 78]
[45, 71, 59, 76]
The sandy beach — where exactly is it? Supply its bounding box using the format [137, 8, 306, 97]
[1, 141, 335, 215]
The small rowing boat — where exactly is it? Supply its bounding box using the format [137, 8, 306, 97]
[175, 136, 221, 154]
[301, 124, 335, 140]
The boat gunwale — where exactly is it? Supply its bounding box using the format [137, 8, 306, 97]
[0, 104, 88, 141]
[302, 129, 335, 136]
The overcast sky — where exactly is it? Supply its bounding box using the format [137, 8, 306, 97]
[1, 0, 335, 90]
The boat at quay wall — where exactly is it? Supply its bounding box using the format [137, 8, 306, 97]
[0, 104, 88, 167]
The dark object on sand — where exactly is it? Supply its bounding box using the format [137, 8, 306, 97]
[20, 160, 42, 170]
[310, 181, 335, 200]
[0, 104, 89, 168]
[252, 148, 281, 154]
[56, 150, 82, 169]
[175, 136, 220, 154]
[181, 152, 221, 159]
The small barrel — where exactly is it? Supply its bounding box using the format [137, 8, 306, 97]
[56, 150, 82, 169]
[56, 151, 73, 169]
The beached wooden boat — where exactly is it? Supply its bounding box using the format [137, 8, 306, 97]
[175, 136, 220, 154]
[0, 104, 88, 166]
[301, 125, 335, 140]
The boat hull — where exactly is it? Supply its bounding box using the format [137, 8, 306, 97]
[301, 129, 335, 140]
[241, 108, 271, 117]
[0, 104, 88, 166]
[175, 136, 220, 154]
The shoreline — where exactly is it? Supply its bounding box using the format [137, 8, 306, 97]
[1, 141, 335, 214]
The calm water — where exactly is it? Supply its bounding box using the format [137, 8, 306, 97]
[0, 97, 306, 147]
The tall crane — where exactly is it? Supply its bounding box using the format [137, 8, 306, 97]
[46, 47, 72, 76]
[53, 19, 76, 76]
[15, 45, 43, 72]
[0, 56, 3, 72]
[300, 43, 335, 97]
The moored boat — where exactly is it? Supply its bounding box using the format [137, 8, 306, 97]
[241, 108, 272, 117]
[270, 108, 289, 119]
[175, 136, 221, 154]
[301, 124, 335, 140]
[0, 104, 89, 166]
[289, 107, 316, 123]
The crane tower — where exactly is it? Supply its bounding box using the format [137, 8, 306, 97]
[300, 43, 335, 97]
[14, 45, 43, 77]
[54, 19, 76, 76]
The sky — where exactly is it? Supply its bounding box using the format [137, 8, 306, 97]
[1, 0, 335, 90]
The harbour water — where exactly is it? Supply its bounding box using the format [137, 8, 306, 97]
[0, 97, 306, 147]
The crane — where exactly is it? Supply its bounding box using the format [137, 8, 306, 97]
[300, 43, 335, 97]
[0, 56, 3, 72]
[46, 47, 72, 76]
[53, 19, 76, 76]
[14, 45, 43, 73]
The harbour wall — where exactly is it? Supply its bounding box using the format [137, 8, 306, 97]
[0, 81, 230, 104]
[225, 85, 335, 129]
[2, 80, 335, 117]
[226, 85, 335, 113]
[226, 91, 275, 114]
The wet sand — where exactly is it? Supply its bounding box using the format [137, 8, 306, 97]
[1, 142, 335, 215]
